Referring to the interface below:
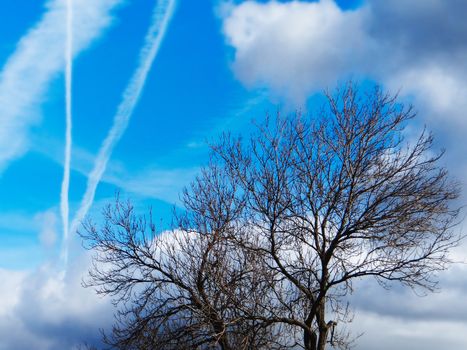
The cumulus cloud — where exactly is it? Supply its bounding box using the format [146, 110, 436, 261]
[221, 0, 467, 187]
[221, 0, 467, 127]
[222, 0, 371, 104]
[0, 0, 124, 173]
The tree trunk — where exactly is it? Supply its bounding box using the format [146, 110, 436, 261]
[317, 327, 329, 350]
[316, 298, 329, 350]
[215, 326, 232, 350]
[304, 329, 317, 350]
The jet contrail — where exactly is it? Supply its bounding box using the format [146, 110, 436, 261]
[60, 0, 73, 265]
[67, 0, 176, 242]
[0, 0, 123, 173]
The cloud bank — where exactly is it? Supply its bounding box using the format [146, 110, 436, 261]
[349, 266, 467, 349]
[221, 1, 467, 348]
[0, 258, 113, 350]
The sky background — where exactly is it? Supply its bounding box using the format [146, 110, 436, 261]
[1, 0, 467, 349]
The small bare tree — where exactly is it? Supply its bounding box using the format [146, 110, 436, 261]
[82, 83, 461, 350]
[81, 166, 288, 349]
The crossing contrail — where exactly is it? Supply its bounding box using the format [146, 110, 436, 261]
[67, 0, 176, 241]
[60, 0, 73, 265]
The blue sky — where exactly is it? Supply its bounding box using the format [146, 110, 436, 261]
[1, 0, 467, 349]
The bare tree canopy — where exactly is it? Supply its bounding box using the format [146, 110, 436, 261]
[81, 83, 462, 350]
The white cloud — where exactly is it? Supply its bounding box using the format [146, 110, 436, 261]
[349, 265, 467, 322]
[0, 269, 26, 317]
[222, 0, 371, 104]
[0, 0, 124, 173]
[221, 0, 467, 128]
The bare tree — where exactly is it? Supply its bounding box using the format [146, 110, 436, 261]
[82, 83, 461, 350]
[210, 84, 461, 350]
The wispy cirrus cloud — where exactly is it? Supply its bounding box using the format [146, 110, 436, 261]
[0, 0, 124, 174]
[105, 166, 199, 204]
[31, 134, 197, 206]
[0, 208, 59, 267]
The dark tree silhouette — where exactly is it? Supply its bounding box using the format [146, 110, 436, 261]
[82, 84, 461, 350]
